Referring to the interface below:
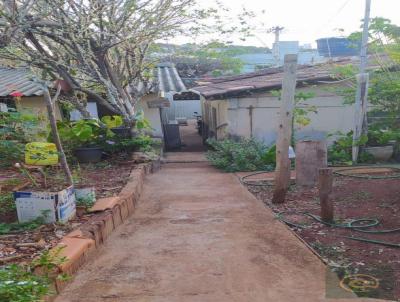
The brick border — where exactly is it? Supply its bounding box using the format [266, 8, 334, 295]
[46, 160, 160, 297]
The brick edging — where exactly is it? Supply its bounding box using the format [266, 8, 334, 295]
[48, 160, 160, 296]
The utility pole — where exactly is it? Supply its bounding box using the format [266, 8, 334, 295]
[268, 26, 284, 66]
[352, 0, 371, 163]
[272, 54, 298, 204]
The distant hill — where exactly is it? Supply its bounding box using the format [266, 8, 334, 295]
[154, 43, 271, 55]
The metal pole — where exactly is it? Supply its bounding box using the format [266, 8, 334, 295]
[352, 0, 371, 163]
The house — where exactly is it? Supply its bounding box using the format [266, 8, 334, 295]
[0, 67, 63, 118]
[192, 61, 360, 145]
[0, 67, 117, 121]
[140, 63, 201, 148]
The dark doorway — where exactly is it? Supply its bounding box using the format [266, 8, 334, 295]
[178, 119, 205, 152]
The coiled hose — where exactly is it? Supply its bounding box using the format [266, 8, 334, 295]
[277, 212, 400, 248]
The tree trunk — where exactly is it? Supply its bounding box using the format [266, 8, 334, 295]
[272, 54, 298, 204]
[43, 87, 74, 186]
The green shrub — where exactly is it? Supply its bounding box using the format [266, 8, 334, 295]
[367, 127, 400, 146]
[0, 140, 24, 168]
[328, 131, 372, 165]
[103, 135, 155, 154]
[56, 119, 107, 149]
[206, 138, 275, 172]
[0, 193, 15, 215]
[0, 111, 45, 167]
[0, 264, 50, 302]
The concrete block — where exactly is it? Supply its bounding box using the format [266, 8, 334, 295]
[89, 196, 121, 212]
[56, 237, 96, 275]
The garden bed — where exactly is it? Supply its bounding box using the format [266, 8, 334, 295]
[0, 155, 136, 266]
[245, 173, 400, 301]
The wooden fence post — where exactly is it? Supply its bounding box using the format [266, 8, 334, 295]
[318, 168, 334, 223]
[272, 54, 298, 204]
[296, 140, 327, 187]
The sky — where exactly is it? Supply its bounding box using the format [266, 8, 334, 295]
[168, 0, 400, 48]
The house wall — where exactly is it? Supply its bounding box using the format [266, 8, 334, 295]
[201, 98, 229, 140]
[17, 96, 63, 120]
[138, 94, 163, 137]
[202, 85, 355, 145]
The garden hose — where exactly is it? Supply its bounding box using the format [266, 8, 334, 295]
[240, 168, 400, 247]
[333, 166, 400, 179]
[239, 171, 275, 187]
[343, 236, 400, 249]
[241, 166, 400, 186]
[277, 211, 400, 248]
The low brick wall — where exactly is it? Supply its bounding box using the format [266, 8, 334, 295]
[47, 160, 160, 296]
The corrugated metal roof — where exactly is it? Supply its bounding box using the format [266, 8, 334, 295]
[156, 63, 187, 93]
[0, 67, 44, 97]
[192, 56, 389, 99]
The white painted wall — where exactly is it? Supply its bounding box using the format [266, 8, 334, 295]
[164, 92, 201, 121]
[204, 86, 355, 146]
[138, 95, 163, 137]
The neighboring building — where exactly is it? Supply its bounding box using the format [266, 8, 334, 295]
[273, 41, 299, 59]
[0, 67, 63, 119]
[236, 51, 325, 72]
[192, 62, 359, 146]
[139, 63, 200, 147]
[316, 37, 360, 57]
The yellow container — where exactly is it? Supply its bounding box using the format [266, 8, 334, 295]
[25, 142, 59, 166]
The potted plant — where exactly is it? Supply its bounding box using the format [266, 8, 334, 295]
[58, 119, 106, 163]
[101, 115, 132, 138]
[364, 128, 397, 162]
[74, 187, 96, 217]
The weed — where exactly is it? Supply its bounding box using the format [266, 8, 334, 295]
[1, 178, 23, 188]
[0, 246, 70, 301]
[76, 194, 96, 209]
[206, 138, 275, 172]
[0, 264, 50, 302]
[31, 247, 67, 277]
[0, 193, 16, 214]
[0, 212, 48, 234]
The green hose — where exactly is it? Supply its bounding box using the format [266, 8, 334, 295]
[240, 171, 274, 187]
[333, 166, 400, 179]
[344, 236, 400, 248]
[240, 168, 400, 247]
[277, 212, 400, 248]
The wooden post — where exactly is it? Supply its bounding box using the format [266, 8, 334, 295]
[272, 54, 298, 204]
[43, 86, 74, 186]
[318, 168, 334, 223]
[296, 140, 327, 187]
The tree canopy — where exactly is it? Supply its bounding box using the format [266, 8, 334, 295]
[0, 0, 254, 121]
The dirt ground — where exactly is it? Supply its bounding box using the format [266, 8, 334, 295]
[178, 119, 205, 152]
[56, 161, 383, 302]
[0, 157, 135, 265]
[246, 173, 400, 301]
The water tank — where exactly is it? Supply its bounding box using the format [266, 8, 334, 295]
[316, 38, 360, 57]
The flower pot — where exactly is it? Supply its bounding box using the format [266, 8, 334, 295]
[74, 147, 103, 163]
[364, 145, 394, 162]
[111, 126, 132, 138]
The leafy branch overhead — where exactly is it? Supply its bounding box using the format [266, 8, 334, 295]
[0, 1, 260, 121]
